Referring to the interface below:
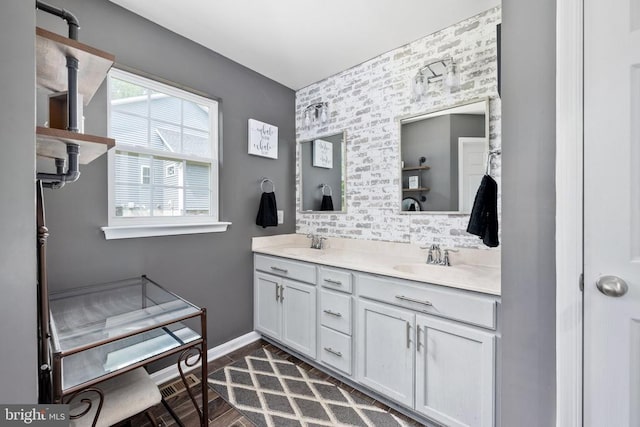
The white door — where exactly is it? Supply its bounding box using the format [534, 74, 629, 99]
[584, 0, 640, 424]
[356, 299, 414, 407]
[415, 315, 495, 427]
[458, 137, 486, 213]
[281, 280, 317, 358]
[254, 272, 281, 339]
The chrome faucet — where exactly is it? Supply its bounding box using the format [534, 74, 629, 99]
[427, 244, 442, 265]
[425, 244, 456, 266]
[307, 233, 327, 250]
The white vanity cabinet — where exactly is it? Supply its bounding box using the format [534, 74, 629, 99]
[253, 250, 500, 427]
[254, 255, 317, 358]
[356, 272, 498, 427]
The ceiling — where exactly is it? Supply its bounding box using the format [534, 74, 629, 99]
[109, 0, 499, 90]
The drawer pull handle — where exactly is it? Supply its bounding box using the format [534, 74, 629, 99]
[270, 266, 288, 273]
[395, 295, 432, 306]
[324, 278, 342, 285]
[323, 309, 342, 317]
[324, 347, 343, 357]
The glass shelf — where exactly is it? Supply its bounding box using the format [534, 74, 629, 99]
[48, 276, 203, 392]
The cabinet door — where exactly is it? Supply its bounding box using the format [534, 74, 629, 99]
[254, 272, 282, 339]
[356, 299, 414, 407]
[281, 280, 316, 358]
[415, 314, 495, 427]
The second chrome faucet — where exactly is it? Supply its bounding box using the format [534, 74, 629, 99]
[307, 233, 327, 250]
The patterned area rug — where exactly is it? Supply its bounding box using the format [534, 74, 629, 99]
[207, 348, 410, 427]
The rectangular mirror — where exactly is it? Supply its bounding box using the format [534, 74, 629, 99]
[400, 98, 489, 214]
[299, 132, 346, 212]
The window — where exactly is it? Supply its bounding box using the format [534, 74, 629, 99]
[141, 166, 150, 184]
[102, 69, 229, 239]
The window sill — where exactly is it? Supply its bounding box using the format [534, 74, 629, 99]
[101, 222, 231, 240]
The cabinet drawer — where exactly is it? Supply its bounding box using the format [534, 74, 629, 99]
[357, 274, 497, 330]
[319, 266, 353, 293]
[320, 289, 352, 335]
[320, 326, 352, 376]
[255, 254, 316, 284]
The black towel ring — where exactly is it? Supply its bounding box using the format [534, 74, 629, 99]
[260, 178, 275, 192]
[321, 183, 333, 196]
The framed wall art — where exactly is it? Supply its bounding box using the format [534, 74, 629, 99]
[248, 118, 278, 159]
[312, 138, 333, 168]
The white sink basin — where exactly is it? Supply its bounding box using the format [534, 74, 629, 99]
[392, 262, 499, 283]
[278, 247, 326, 257]
[393, 263, 451, 276]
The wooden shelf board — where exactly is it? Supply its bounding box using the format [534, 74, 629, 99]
[36, 27, 115, 105]
[36, 126, 115, 164]
[402, 187, 431, 192]
[402, 166, 431, 171]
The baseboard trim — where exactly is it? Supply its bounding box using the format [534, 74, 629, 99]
[150, 331, 261, 385]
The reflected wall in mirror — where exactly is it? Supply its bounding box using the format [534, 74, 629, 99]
[400, 98, 489, 213]
[300, 132, 345, 212]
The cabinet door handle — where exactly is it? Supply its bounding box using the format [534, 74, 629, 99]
[275, 283, 279, 302]
[323, 309, 342, 317]
[406, 321, 411, 349]
[270, 266, 288, 273]
[395, 295, 432, 307]
[280, 284, 284, 302]
[416, 324, 422, 351]
[324, 278, 342, 285]
[324, 347, 342, 357]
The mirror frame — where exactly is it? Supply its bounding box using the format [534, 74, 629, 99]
[298, 131, 347, 214]
[397, 97, 491, 215]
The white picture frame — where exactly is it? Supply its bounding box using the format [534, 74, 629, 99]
[313, 139, 333, 169]
[248, 119, 278, 159]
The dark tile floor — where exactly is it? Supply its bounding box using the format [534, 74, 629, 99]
[131, 339, 424, 426]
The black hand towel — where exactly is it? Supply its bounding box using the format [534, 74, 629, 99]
[320, 195, 334, 211]
[256, 191, 278, 228]
[466, 175, 499, 247]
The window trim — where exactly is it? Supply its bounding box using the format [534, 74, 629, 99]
[103, 68, 229, 239]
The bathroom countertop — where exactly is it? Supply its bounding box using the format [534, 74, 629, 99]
[252, 234, 501, 296]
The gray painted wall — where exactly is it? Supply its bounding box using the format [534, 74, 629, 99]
[300, 134, 343, 211]
[0, 1, 37, 403]
[501, 0, 556, 425]
[36, 0, 295, 350]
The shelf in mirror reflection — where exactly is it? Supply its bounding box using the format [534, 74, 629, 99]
[402, 187, 431, 192]
[402, 166, 430, 171]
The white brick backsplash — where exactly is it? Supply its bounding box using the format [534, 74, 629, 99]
[296, 7, 501, 248]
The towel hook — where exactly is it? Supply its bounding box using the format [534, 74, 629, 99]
[486, 149, 501, 175]
[321, 183, 333, 196]
[260, 178, 275, 192]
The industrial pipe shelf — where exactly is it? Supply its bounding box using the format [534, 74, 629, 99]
[36, 27, 114, 104]
[36, 126, 115, 164]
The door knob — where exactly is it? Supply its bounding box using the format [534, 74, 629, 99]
[596, 275, 629, 297]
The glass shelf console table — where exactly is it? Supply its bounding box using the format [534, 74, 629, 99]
[47, 275, 208, 426]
